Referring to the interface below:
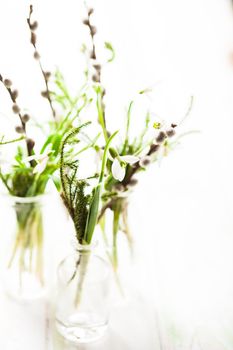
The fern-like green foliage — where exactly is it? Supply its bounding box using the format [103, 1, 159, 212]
[60, 123, 93, 243]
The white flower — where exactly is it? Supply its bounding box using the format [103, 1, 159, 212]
[111, 155, 139, 182]
[25, 152, 52, 174]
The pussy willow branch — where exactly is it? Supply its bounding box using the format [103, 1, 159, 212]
[83, 7, 108, 128]
[27, 4, 56, 120]
[0, 75, 25, 131]
[84, 7, 97, 65]
[0, 74, 35, 158]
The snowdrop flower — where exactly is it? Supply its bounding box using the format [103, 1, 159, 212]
[111, 155, 139, 182]
[25, 151, 53, 174]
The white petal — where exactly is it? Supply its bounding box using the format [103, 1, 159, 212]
[33, 157, 48, 174]
[120, 155, 139, 165]
[24, 154, 45, 162]
[111, 158, 125, 182]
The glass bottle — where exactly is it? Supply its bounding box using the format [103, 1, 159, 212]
[55, 242, 111, 344]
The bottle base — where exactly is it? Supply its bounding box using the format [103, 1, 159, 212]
[56, 313, 108, 344]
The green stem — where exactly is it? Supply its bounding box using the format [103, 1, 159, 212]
[122, 101, 133, 155]
[8, 203, 44, 289]
[96, 90, 108, 142]
[74, 251, 90, 307]
[0, 136, 25, 145]
[113, 207, 120, 270]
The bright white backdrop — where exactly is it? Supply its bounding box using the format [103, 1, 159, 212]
[1, 0, 233, 348]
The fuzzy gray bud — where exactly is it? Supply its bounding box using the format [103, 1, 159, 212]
[31, 32, 36, 45]
[90, 26, 97, 36]
[128, 178, 138, 186]
[22, 114, 30, 123]
[11, 90, 18, 100]
[156, 131, 166, 143]
[15, 126, 24, 134]
[3, 79, 12, 88]
[88, 8, 94, 16]
[92, 74, 100, 83]
[166, 129, 176, 137]
[44, 71, 51, 80]
[148, 143, 160, 155]
[139, 156, 151, 168]
[90, 50, 96, 59]
[41, 90, 49, 98]
[12, 104, 20, 114]
[93, 64, 101, 72]
[30, 21, 38, 31]
[34, 51, 40, 60]
[26, 138, 35, 153]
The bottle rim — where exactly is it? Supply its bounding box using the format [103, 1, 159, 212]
[0, 192, 49, 205]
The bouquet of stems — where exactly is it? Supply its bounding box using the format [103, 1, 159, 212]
[0, 5, 91, 290]
[0, 4, 190, 295]
[64, 7, 192, 272]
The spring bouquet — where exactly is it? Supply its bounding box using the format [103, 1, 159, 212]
[0, 5, 91, 297]
[60, 7, 192, 273]
[0, 4, 190, 303]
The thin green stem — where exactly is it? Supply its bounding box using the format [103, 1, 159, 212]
[0, 136, 25, 145]
[122, 101, 133, 155]
[96, 91, 108, 142]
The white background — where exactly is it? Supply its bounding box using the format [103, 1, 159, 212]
[0, 0, 233, 348]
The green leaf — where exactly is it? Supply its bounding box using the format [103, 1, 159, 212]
[84, 131, 118, 243]
[104, 42, 115, 62]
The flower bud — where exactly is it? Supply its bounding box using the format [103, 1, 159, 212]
[12, 104, 20, 114]
[15, 126, 24, 134]
[34, 51, 40, 60]
[139, 156, 151, 168]
[90, 50, 96, 59]
[41, 90, 49, 98]
[30, 21, 38, 31]
[128, 178, 138, 186]
[166, 129, 175, 137]
[31, 32, 36, 45]
[26, 138, 35, 152]
[148, 143, 160, 155]
[171, 123, 177, 128]
[83, 19, 89, 25]
[44, 71, 51, 80]
[92, 74, 100, 82]
[11, 90, 18, 100]
[3, 79, 12, 88]
[88, 8, 94, 16]
[90, 26, 97, 36]
[93, 64, 101, 72]
[156, 131, 166, 143]
[109, 147, 118, 159]
[22, 114, 30, 123]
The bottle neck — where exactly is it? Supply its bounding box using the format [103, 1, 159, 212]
[71, 239, 98, 255]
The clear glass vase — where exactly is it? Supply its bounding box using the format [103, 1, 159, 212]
[1, 194, 47, 301]
[55, 242, 111, 344]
